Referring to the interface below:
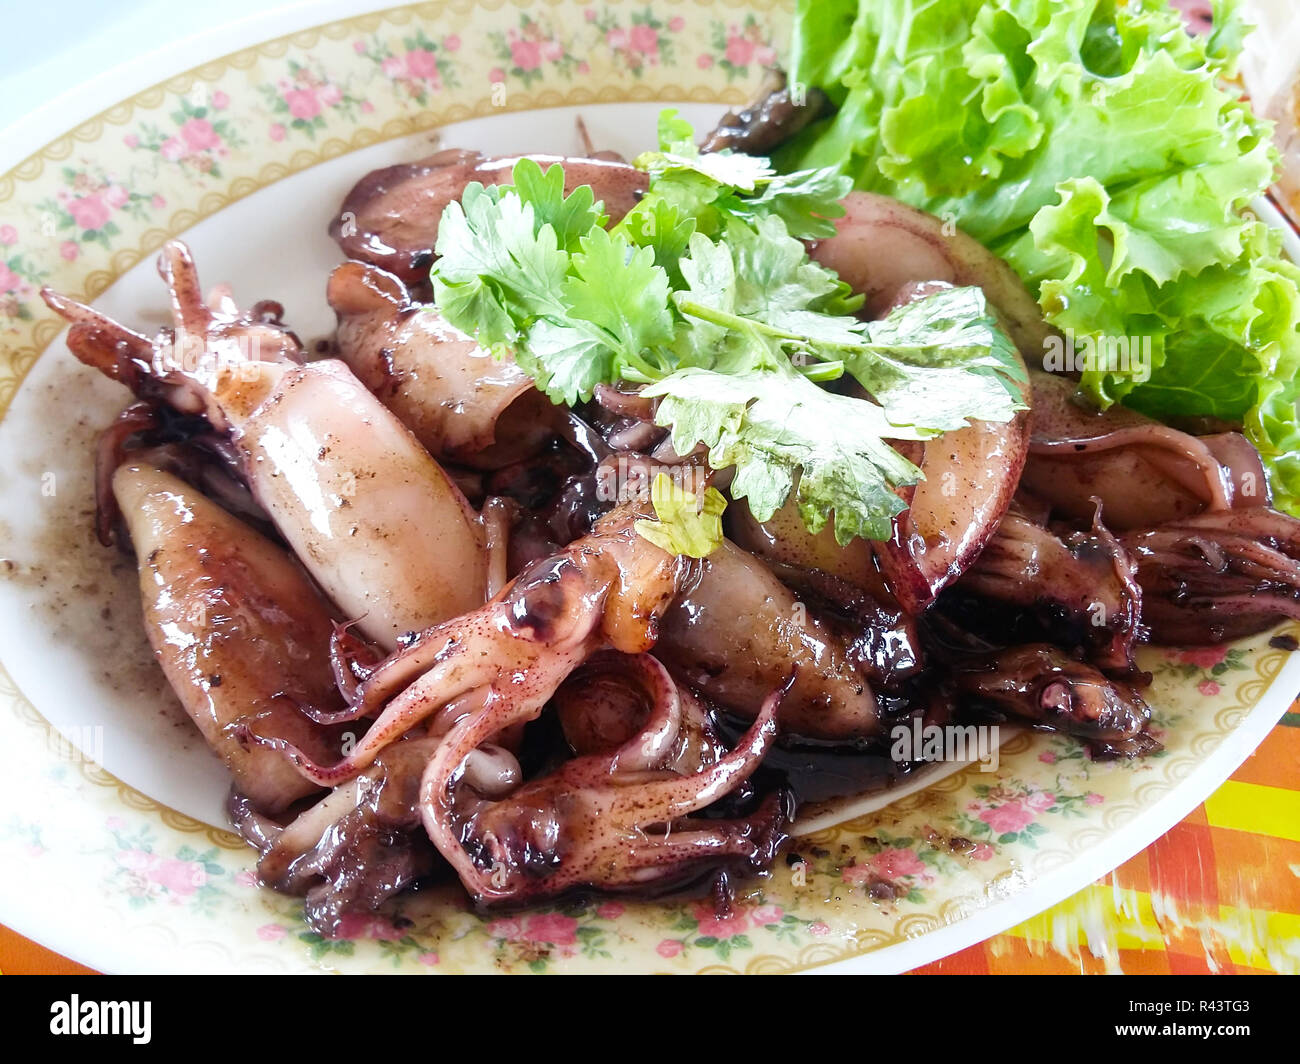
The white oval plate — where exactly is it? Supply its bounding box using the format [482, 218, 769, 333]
[0, 0, 1296, 974]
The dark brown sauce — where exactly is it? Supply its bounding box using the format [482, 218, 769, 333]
[712, 710, 912, 808]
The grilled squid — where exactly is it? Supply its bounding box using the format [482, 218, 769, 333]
[809, 189, 1055, 355]
[1121, 508, 1300, 644]
[1024, 370, 1268, 530]
[330, 150, 647, 285]
[795, 194, 1037, 612]
[956, 509, 1143, 674]
[42, 242, 486, 649]
[954, 645, 1157, 758]
[248, 505, 689, 787]
[327, 261, 561, 469]
[419, 658, 791, 905]
[230, 736, 442, 935]
[113, 462, 346, 813]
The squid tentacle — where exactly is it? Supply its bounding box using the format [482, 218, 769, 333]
[419, 677, 790, 904]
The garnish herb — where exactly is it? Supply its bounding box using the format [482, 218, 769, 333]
[432, 110, 1027, 544]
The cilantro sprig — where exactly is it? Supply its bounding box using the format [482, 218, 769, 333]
[431, 111, 1028, 544]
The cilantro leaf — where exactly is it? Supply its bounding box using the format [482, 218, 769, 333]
[431, 182, 568, 343]
[509, 156, 606, 252]
[671, 225, 1026, 432]
[629, 109, 852, 240]
[727, 167, 853, 240]
[634, 473, 727, 558]
[562, 226, 675, 379]
[618, 197, 698, 287]
[847, 286, 1029, 431]
[512, 320, 613, 406]
[645, 357, 925, 544]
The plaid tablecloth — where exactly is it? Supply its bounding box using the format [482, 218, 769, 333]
[2, 703, 1296, 975]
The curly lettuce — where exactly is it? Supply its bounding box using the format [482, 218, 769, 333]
[779, 0, 1300, 513]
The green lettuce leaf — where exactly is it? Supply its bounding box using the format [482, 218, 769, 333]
[780, 0, 1300, 513]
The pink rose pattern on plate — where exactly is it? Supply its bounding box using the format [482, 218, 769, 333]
[257, 59, 367, 141]
[705, 15, 778, 81]
[590, 6, 684, 77]
[954, 780, 1105, 849]
[0, 225, 45, 323]
[358, 28, 461, 106]
[125, 89, 244, 180]
[489, 16, 582, 86]
[105, 824, 227, 915]
[33, 164, 161, 258]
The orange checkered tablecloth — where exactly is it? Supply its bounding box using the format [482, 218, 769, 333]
[2, 704, 1296, 975]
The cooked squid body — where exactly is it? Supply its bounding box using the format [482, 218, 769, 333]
[1121, 508, 1300, 644]
[877, 414, 1030, 613]
[1024, 370, 1268, 531]
[327, 261, 557, 469]
[726, 394, 1028, 617]
[955, 645, 1156, 758]
[238, 358, 486, 647]
[656, 540, 880, 740]
[760, 191, 1035, 612]
[957, 510, 1142, 674]
[727, 496, 889, 600]
[330, 149, 648, 284]
[43, 242, 486, 650]
[809, 189, 1055, 354]
[113, 462, 344, 813]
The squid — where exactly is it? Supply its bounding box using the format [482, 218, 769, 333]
[42, 242, 486, 650]
[327, 261, 561, 469]
[246, 505, 689, 787]
[728, 410, 1030, 616]
[809, 189, 1056, 355]
[330, 149, 647, 285]
[1121, 508, 1300, 644]
[246, 506, 796, 904]
[419, 657, 792, 904]
[1023, 370, 1268, 531]
[656, 539, 882, 740]
[113, 462, 347, 813]
[956, 509, 1143, 674]
[229, 736, 442, 934]
[796, 195, 1039, 613]
[953, 645, 1157, 758]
